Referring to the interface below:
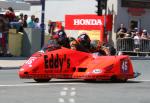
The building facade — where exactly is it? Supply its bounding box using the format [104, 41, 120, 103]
[108, 0, 150, 46]
[21, 0, 150, 45]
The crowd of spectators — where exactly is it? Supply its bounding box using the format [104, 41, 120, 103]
[5, 7, 41, 31]
[116, 23, 150, 53]
[0, 7, 41, 56]
[116, 23, 150, 40]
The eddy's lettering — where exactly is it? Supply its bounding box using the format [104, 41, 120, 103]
[44, 54, 71, 69]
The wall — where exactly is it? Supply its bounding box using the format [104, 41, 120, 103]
[20, 0, 150, 45]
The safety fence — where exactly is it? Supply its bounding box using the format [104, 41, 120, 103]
[117, 38, 150, 56]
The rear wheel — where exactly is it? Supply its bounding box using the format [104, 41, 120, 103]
[110, 76, 127, 83]
[110, 76, 118, 82]
[118, 78, 127, 83]
[34, 78, 51, 83]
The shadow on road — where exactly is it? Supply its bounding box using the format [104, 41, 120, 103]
[24, 79, 142, 84]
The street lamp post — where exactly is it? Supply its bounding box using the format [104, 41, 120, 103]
[41, 0, 45, 48]
[95, 0, 107, 42]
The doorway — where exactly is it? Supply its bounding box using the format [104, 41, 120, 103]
[130, 20, 138, 30]
[130, 19, 141, 32]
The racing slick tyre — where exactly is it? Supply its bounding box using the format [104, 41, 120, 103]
[34, 78, 51, 83]
[84, 79, 96, 82]
[119, 78, 127, 83]
[110, 76, 127, 83]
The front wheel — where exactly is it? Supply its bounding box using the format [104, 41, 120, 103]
[34, 78, 51, 83]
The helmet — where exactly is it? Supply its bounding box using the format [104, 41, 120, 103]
[54, 30, 67, 42]
[77, 33, 91, 49]
[53, 29, 70, 48]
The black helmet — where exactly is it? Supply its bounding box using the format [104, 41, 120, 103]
[54, 30, 67, 42]
[53, 29, 70, 48]
[77, 33, 91, 49]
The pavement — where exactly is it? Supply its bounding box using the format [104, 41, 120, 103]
[130, 56, 150, 60]
[0, 56, 150, 69]
[0, 57, 27, 69]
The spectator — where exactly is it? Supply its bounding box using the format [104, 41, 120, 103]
[23, 14, 28, 28]
[134, 31, 141, 51]
[34, 17, 41, 29]
[3, 7, 16, 56]
[48, 20, 56, 35]
[4, 7, 15, 22]
[19, 13, 24, 21]
[116, 24, 127, 38]
[18, 19, 24, 32]
[126, 28, 137, 38]
[141, 29, 149, 39]
[18, 13, 24, 32]
[27, 15, 35, 28]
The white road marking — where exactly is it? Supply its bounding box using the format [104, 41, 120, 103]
[59, 87, 77, 103]
[70, 91, 76, 96]
[63, 87, 68, 91]
[58, 98, 65, 103]
[71, 87, 76, 91]
[69, 98, 75, 103]
[60, 91, 67, 96]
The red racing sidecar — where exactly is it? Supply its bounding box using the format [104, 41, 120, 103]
[18, 45, 140, 82]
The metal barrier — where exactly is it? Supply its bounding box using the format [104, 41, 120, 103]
[117, 38, 150, 56]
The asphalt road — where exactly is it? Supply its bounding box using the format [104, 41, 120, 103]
[0, 60, 150, 103]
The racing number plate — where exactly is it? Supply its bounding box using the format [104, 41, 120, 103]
[121, 60, 129, 73]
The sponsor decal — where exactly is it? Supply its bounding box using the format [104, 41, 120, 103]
[65, 14, 112, 31]
[65, 15, 104, 30]
[92, 69, 102, 74]
[25, 57, 37, 66]
[44, 54, 71, 70]
[73, 19, 103, 26]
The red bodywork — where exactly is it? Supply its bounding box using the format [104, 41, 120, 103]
[19, 47, 137, 82]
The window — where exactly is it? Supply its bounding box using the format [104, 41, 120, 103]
[121, 0, 150, 9]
